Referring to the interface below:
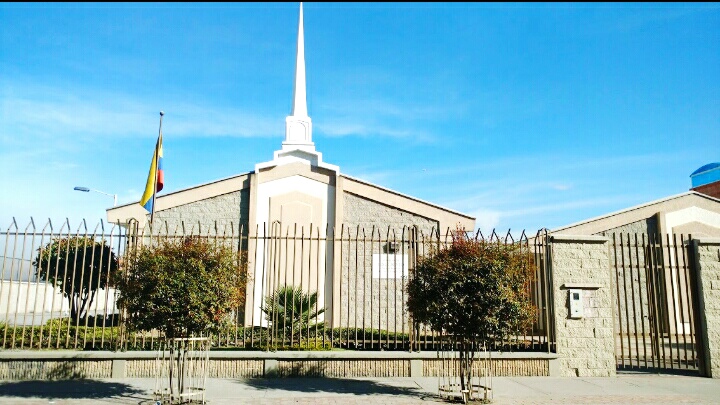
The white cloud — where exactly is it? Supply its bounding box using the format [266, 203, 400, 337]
[0, 81, 279, 142]
[467, 208, 501, 232]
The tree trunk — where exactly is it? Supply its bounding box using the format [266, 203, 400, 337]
[169, 343, 175, 400]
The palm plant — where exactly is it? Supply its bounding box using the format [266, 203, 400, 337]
[261, 286, 325, 342]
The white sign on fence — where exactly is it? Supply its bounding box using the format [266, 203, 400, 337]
[371, 254, 408, 279]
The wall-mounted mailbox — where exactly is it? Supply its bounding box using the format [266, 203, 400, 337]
[569, 288, 583, 319]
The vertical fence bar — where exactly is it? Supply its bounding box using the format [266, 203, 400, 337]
[330, 224, 350, 347]
[258, 223, 268, 350]
[620, 233, 633, 369]
[655, 233, 668, 370]
[21, 220, 38, 348]
[633, 233, 649, 369]
[682, 234, 698, 369]
[672, 234, 688, 369]
[13, 220, 32, 348]
[371, 226, 383, 349]
[353, 226, 359, 349]
[385, 227, 391, 350]
[612, 234, 624, 368]
[248, 225, 256, 348]
[30, 220, 52, 349]
[314, 225, 322, 348]
[238, 223, 245, 348]
[666, 233, 679, 370]
[285, 224, 302, 346]
[649, 233, 662, 369]
[74, 227, 91, 349]
[626, 233, 639, 368]
[368, 226, 375, 349]
[3, 219, 20, 348]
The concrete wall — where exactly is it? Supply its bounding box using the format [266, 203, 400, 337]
[550, 235, 616, 377]
[693, 238, 720, 378]
[151, 189, 250, 234]
[0, 281, 116, 326]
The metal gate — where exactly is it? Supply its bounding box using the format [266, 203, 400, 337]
[611, 233, 699, 374]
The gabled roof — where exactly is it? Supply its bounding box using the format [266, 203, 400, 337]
[552, 191, 720, 235]
[107, 169, 476, 231]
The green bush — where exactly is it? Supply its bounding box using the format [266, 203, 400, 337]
[0, 318, 120, 350]
[116, 237, 248, 339]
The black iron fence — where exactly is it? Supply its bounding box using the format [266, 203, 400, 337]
[0, 218, 553, 352]
[611, 233, 699, 373]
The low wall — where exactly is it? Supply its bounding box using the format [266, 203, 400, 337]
[0, 351, 557, 380]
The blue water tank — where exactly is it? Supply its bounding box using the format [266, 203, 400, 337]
[691, 163, 720, 188]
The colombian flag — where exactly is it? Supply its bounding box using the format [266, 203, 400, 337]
[139, 130, 164, 213]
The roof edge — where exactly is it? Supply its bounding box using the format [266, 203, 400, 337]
[552, 191, 720, 233]
[340, 174, 475, 220]
[107, 171, 253, 212]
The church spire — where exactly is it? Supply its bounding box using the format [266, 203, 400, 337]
[284, 2, 314, 150]
[291, 2, 307, 117]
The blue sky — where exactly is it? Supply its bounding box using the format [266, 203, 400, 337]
[1, 2, 718, 233]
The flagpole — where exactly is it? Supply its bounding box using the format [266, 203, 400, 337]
[150, 111, 164, 225]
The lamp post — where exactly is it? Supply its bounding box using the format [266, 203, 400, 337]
[74, 186, 117, 207]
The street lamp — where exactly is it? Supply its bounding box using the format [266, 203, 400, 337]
[74, 186, 117, 207]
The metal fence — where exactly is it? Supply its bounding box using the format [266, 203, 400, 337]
[0, 218, 553, 352]
[611, 233, 699, 373]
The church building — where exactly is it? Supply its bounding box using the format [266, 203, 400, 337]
[107, 4, 475, 329]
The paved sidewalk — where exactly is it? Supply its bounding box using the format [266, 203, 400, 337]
[0, 374, 719, 404]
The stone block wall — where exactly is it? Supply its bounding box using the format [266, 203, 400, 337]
[339, 193, 438, 333]
[342, 193, 439, 236]
[422, 358, 549, 377]
[0, 353, 556, 380]
[550, 235, 616, 377]
[152, 189, 250, 235]
[599, 218, 658, 237]
[693, 238, 720, 378]
[0, 360, 111, 379]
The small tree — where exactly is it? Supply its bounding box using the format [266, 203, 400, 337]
[116, 237, 247, 339]
[262, 285, 325, 344]
[407, 233, 535, 401]
[116, 237, 248, 400]
[33, 237, 119, 321]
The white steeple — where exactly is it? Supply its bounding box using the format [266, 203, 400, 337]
[257, 2, 337, 174]
[283, 2, 314, 152]
[291, 2, 307, 117]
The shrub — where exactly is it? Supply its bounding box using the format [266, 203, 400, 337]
[116, 237, 248, 339]
[262, 285, 325, 342]
[407, 232, 535, 397]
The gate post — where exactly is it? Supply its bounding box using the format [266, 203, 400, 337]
[690, 238, 720, 378]
[550, 235, 616, 377]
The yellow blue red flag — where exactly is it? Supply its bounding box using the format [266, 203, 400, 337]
[139, 130, 164, 213]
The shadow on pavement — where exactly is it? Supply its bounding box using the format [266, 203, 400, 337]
[0, 380, 147, 401]
[243, 377, 438, 400]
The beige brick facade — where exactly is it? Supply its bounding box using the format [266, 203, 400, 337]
[693, 238, 720, 378]
[550, 235, 616, 377]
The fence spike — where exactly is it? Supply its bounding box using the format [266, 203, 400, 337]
[40, 218, 52, 234]
[505, 229, 514, 243]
